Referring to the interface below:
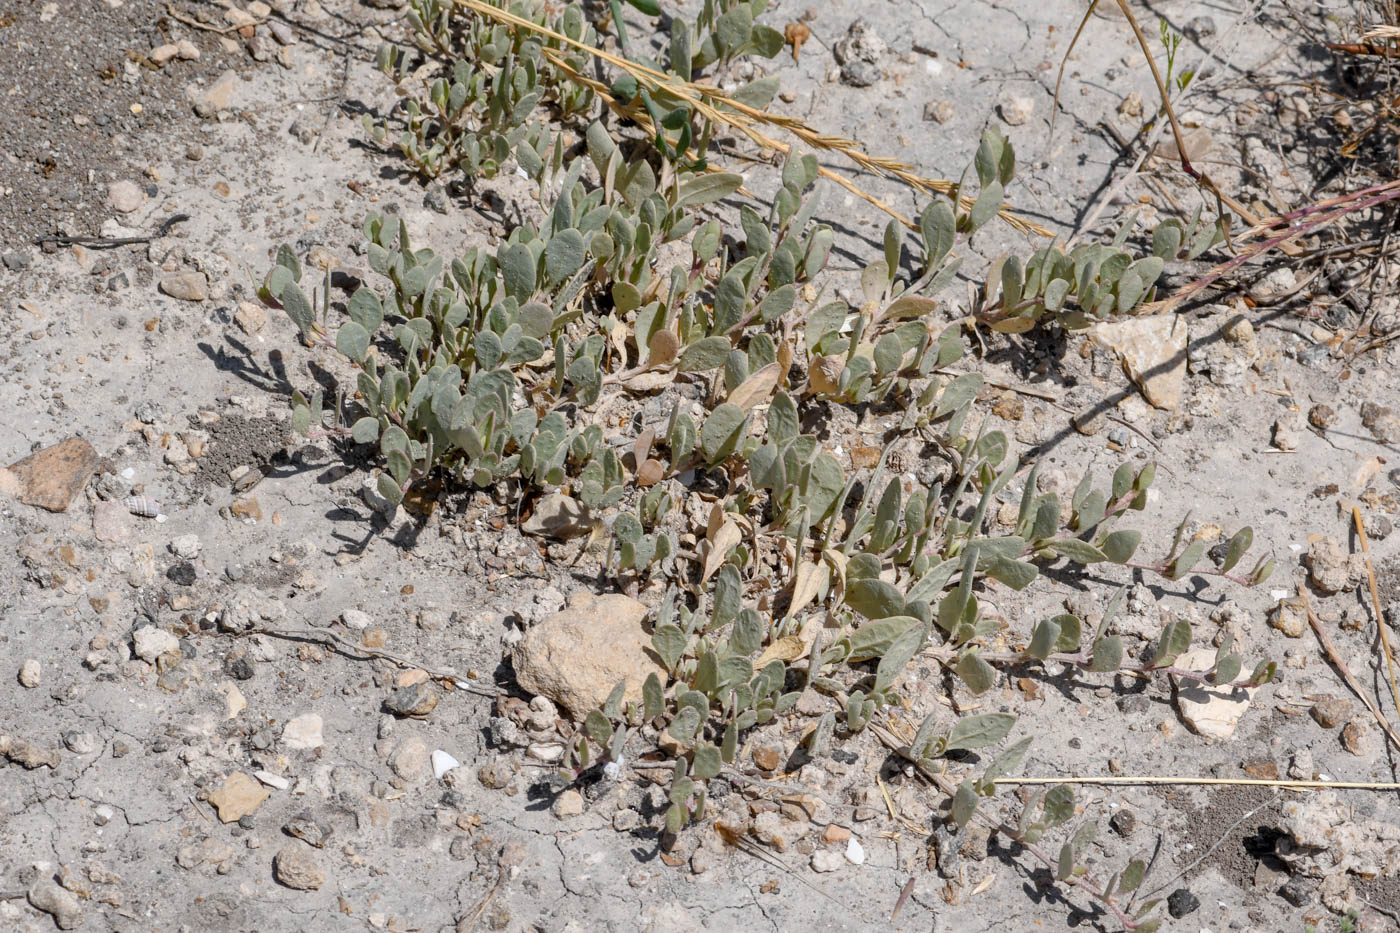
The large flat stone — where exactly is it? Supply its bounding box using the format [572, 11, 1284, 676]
[1089, 314, 1188, 410]
[1174, 648, 1259, 740]
[512, 592, 666, 717]
[1, 437, 102, 512]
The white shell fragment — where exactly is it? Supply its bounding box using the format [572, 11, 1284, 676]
[431, 749, 461, 780]
[254, 771, 290, 791]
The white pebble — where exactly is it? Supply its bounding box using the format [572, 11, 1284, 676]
[169, 534, 201, 559]
[432, 749, 461, 780]
[845, 837, 865, 865]
[254, 771, 291, 790]
[132, 625, 179, 662]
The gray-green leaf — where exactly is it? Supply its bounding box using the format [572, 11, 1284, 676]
[946, 712, 1016, 751]
[678, 336, 733, 372]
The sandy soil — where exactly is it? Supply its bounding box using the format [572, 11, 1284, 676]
[1, 1, 1398, 931]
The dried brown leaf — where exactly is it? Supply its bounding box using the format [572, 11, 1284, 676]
[727, 361, 782, 411]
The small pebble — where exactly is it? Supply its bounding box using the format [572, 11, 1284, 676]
[133, 625, 179, 662]
[1307, 403, 1336, 430]
[19, 659, 41, 688]
[28, 877, 82, 930]
[1279, 876, 1314, 907]
[477, 760, 514, 790]
[272, 844, 325, 890]
[63, 731, 100, 754]
[284, 811, 333, 848]
[282, 713, 324, 750]
[254, 770, 290, 790]
[923, 98, 955, 124]
[384, 682, 441, 718]
[107, 180, 144, 213]
[1166, 887, 1199, 918]
[1341, 720, 1373, 755]
[752, 745, 782, 771]
[1310, 695, 1352, 729]
[999, 94, 1035, 126]
[552, 789, 584, 818]
[169, 533, 201, 559]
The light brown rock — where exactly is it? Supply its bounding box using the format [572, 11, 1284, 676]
[512, 592, 666, 717]
[1089, 314, 1188, 410]
[222, 682, 246, 719]
[273, 844, 325, 890]
[1269, 599, 1308, 638]
[389, 735, 431, 783]
[27, 877, 81, 929]
[230, 496, 262, 521]
[2, 437, 102, 512]
[234, 301, 267, 334]
[192, 70, 238, 116]
[1310, 695, 1352, 729]
[1305, 536, 1361, 594]
[92, 499, 135, 542]
[384, 682, 440, 718]
[552, 789, 584, 818]
[160, 271, 209, 302]
[1361, 402, 1400, 445]
[1340, 720, 1373, 756]
[1173, 648, 1260, 740]
[208, 771, 270, 822]
[18, 659, 40, 688]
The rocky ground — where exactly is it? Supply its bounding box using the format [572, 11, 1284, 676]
[2, 0, 1400, 931]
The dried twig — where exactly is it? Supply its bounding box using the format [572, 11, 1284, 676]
[36, 213, 191, 249]
[1001, 775, 1400, 790]
[460, 866, 508, 931]
[1149, 179, 1400, 313]
[890, 876, 916, 923]
[1298, 586, 1400, 752]
[1353, 506, 1400, 727]
[239, 623, 500, 698]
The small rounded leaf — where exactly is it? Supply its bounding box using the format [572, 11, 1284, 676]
[351, 417, 380, 444]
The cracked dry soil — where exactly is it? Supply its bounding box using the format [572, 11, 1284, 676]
[3, 1, 1400, 932]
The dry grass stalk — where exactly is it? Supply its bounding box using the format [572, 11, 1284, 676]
[453, 0, 1051, 236]
[1299, 585, 1400, 753]
[1353, 506, 1400, 726]
[1147, 178, 1400, 313]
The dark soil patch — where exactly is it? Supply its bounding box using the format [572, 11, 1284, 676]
[195, 413, 292, 489]
[1171, 784, 1283, 891]
[0, 0, 229, 246]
